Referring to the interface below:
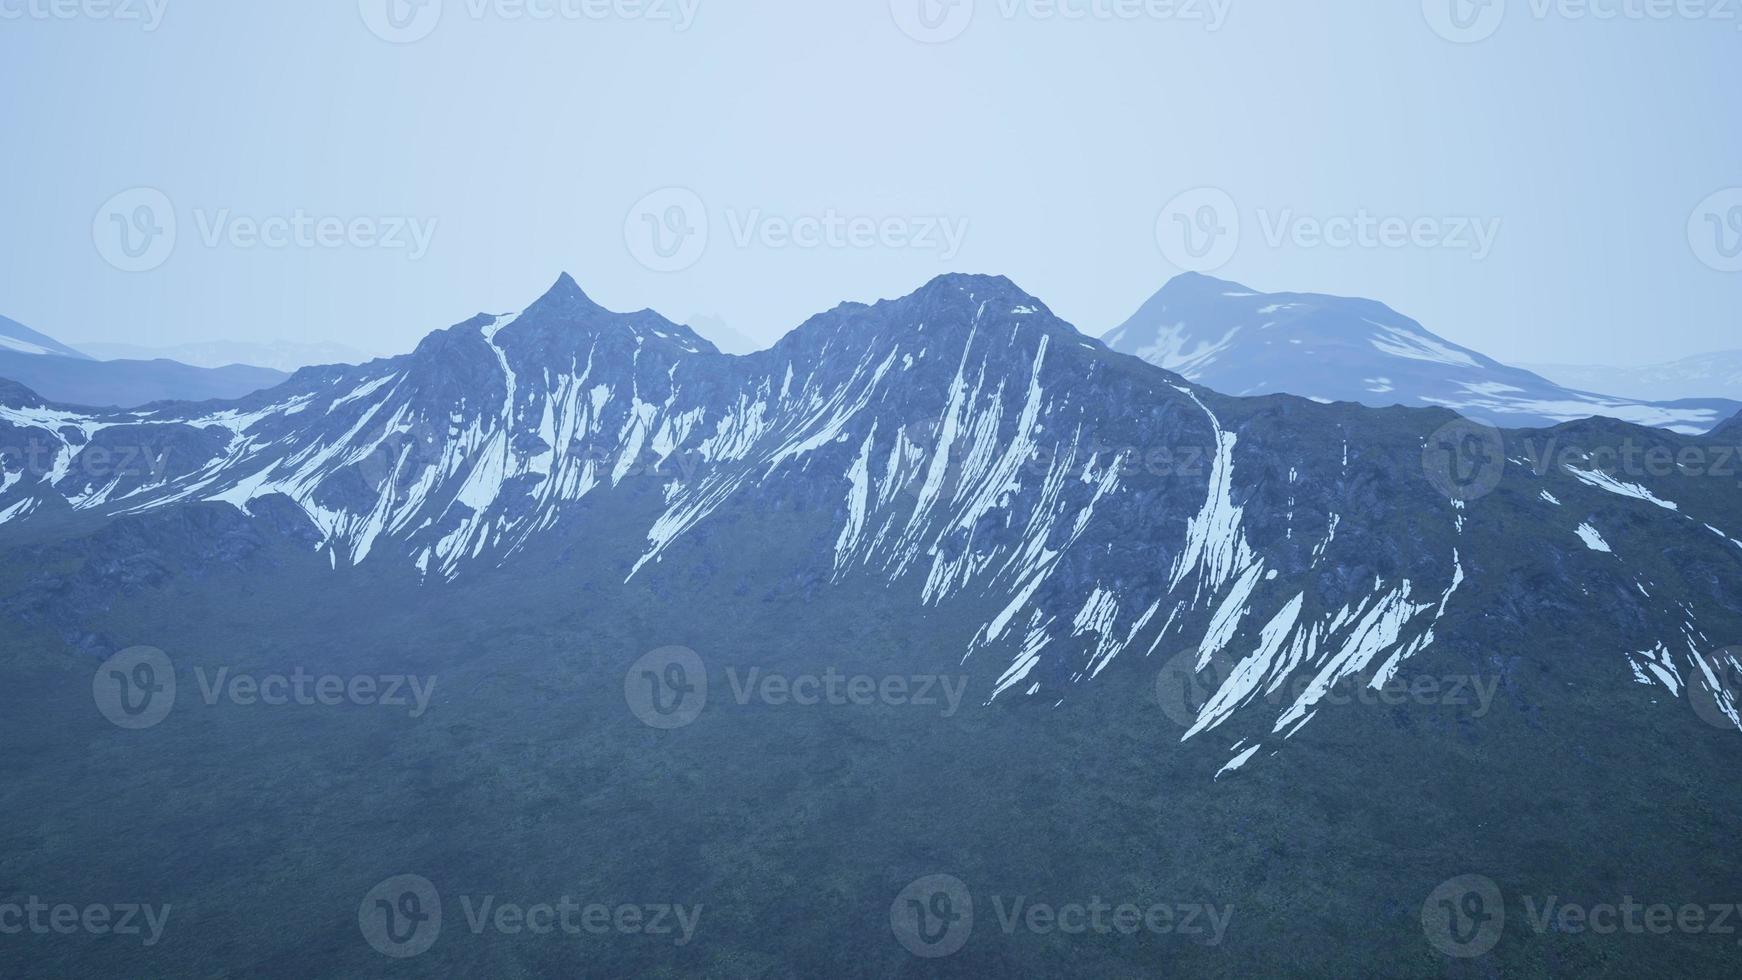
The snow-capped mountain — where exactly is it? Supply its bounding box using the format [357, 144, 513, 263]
[1523, 350, 1742, 403]
[3, 274, 1740, 779]
[1104, 274, 1741, 434]
[0, 313, 92, 359]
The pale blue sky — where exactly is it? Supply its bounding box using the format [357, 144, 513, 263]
[0, 1, 1737, 361]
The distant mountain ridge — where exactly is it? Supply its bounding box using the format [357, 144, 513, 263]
[0, 314, 290, 408]
[1103, 273, 1741, 434]
[1524, 350, 1742, 403]
[685, 314, 764, 355]
[76, 339, 378, 373]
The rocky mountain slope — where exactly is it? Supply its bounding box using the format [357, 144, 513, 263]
[4, 273, 1739, 780]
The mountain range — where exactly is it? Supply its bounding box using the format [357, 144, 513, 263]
[1524, 349, 1742, 403]
[73, 338, 378, 374]
[4, 273, 1739, 749]
[0, 314, 288, 408]
[1104, 273, 1741, 434]
[3, 274, 1740, 976]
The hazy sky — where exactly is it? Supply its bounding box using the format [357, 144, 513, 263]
[1, 1, 1737, 363]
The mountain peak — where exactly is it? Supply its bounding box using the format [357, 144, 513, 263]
[903, 272, 1056, 317]
[1105, 276, 1738, 434]
[1158, 271, 1257, 297]
[479, 274, 718, 357]
[520, 272, 605, 320]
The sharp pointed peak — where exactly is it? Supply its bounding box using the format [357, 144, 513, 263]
[521, 272, 605, 318]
